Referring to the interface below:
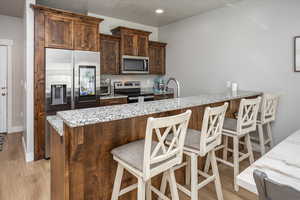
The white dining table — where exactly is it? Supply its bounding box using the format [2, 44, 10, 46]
[237, 129, 300, 194]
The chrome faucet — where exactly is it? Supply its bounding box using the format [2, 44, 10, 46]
[166, 77, 180, 98]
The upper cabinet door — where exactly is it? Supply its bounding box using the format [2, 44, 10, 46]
[111, 27, 151, 57]
[123, 32, 137, 56]
[138, 35, 148, 57]
[149, 41, 167, 75]
[100, 34, 120, 75]
[74, 22, 99, 51]
[45, 14, 74, 49]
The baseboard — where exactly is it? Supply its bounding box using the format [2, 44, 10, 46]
[8, 126, 24, 134]
[22, 136, 34, 162]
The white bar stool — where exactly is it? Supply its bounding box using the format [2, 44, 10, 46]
[110, 110, 192, 200]
[253, 94, 279, 155]
[161, 103, 228, 200]
[213, 97, 261, 192]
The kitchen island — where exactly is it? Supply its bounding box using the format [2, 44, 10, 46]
[48, 90, 261, 200]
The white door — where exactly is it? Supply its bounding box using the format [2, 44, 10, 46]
[0, 45, 7, 133]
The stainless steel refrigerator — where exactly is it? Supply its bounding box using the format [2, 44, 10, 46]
[45, 48, 100, 158]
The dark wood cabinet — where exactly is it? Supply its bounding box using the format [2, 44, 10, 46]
[74, 22, 99, 51]
[44, 7, 102, 51]
[100, 34, 120, 74]
[123, 32, 136, 56]
[149, 41, 167, 75]
[45, 14, 74, 49]
[111, 26, 151, 57]
[32, 4, 103, 160]
[99, 98, 127, 106]
[154, 93, 174, 100]
[138, 35, 149, 57]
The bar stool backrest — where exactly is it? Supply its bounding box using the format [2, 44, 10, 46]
[261, 94, 279, 124]
[254, 169, 300, 200]
[143, 110, 192, 180]
[199, 103, 228, 156]
[237, 97, 261, 135]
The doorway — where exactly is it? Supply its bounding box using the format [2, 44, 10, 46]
[0, 45, 8, 134]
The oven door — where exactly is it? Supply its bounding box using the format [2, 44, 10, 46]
[122, 56, 149, 74]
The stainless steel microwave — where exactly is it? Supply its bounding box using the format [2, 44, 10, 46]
[122, 55, 149, 74]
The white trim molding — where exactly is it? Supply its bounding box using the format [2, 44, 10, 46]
[25, 0, 36, 159]
[22, 136, 34, 162]
[0, 39, 13, 135]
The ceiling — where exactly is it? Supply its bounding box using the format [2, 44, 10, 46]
[0, 0, 24, 18]
[37, 0, 88, 15]
[37, 0, 240, 27]
[1, 0, 240, 26]
[87, 0, 241, 26]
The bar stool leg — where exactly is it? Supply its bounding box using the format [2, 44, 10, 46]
[191, 153, 198, 200]
[185, 155, 191, 185]
[146, 180, 152, 200]
[245, 134, 254, 164]
[210, 151, 224, 200]
[222, 135, 229, 161]
[204, 153, 211, 174]
[137, 178, 146, 200]
[168, 169, 180, 200]
[257, 124, 266, 155]
[111, 164, 124, 200]
[159, 172, 167, 198]
[233, 136, 240, 192]
[266, 123, 274, 148]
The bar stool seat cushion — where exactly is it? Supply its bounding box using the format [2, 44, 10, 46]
[111, 139, 173, 172]
[166, 129, 202, 151]
[223, 118, 238, 132]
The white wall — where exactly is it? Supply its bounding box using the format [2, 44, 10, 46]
[0, 15, 24, 132]
[159, 0, 300, 143]
[88, 12, 158, 41]
[23, 0, 35, 162]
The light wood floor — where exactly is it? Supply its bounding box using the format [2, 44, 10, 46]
[0, 133, 257, 200]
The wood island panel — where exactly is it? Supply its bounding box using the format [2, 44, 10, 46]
[50, 96, 259, 200]
[99, 97, 128, 107]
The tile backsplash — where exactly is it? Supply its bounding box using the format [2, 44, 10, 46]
[101, 75, 164, 88]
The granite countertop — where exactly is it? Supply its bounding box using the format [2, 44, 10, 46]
[237, 129, 300, 194]
[47, 115, 64, 136]
[57, 90, 261, 128]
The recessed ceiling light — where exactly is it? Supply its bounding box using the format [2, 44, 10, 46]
[155, 9, 164, 14]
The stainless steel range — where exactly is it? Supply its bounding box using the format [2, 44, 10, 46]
[114, 81, 154, 103]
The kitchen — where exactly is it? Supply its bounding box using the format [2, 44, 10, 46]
[41, 7, 176, 158]
[1, 0, 300, 200]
